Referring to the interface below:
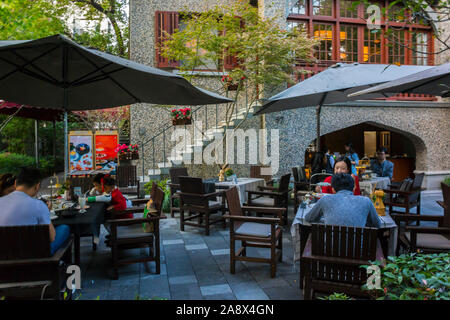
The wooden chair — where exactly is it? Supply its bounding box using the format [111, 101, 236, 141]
[302, 223, 384, 300]
[0, 225, 73, 300]
[106, 183, 166, 280]
[250, 165, 274, 186]
[246, 173, 291, 225]
[223, 187, 285, 278]
[168, 167, 189, 218]
[292, 166, 309, 213]
[391, 182, 450, 254]
[116, 165, 140, 198]
[384, 173, 425, 218]
[178, 176, 226, 236]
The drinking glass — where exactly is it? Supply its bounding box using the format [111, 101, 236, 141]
[78, 196, 87, 213]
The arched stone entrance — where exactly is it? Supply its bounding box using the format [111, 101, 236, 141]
[303, 121, 427, 182]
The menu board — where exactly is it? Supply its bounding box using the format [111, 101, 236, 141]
[69, 133, 94, 171]
[95, 132, 118, 171]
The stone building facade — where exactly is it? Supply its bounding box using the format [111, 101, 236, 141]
[129, 0, 450, 191]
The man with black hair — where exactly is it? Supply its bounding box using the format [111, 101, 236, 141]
[0, 167, 70, 255]
[304, 173, 381, 228]
[370, 147, 394, 179]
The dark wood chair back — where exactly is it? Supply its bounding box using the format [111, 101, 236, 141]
[225, 187, 243, 217]
[292, 167, 299, 183]
[0, 225, 51, 260]
[152, 187, 165, 215]
[250, 165, 272, 183]
[68, 176, 94, 194]
[412, 173, 425, 191]
[298, 166, 308, 182]
[278, 173, 291, 192]
[441, 182, 450, 227]
[169, 167, 189, 185]
[179, 176, 205, 206]
[116, 165, 138, 187]
[309, 223, 378, 284]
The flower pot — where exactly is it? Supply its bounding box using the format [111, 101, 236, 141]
[172, 118, 192, 126]
[226, 84, 239, 91]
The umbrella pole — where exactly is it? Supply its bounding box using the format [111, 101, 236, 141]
[64, 111, 68, 180]
[315, 92, 327, 152]
[35, 120, 39, 167]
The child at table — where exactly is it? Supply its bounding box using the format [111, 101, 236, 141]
[87, 177, 132, 219]
[88, 174, 132, 208]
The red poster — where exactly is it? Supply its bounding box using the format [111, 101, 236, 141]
[95, 134, 118, 170]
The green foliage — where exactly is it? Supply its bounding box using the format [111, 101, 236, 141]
[0, 153, 35, 175]
[144, 179, 172, 213]
[362, 253, 450, 300]
[443, 177, 450, 186]
[319, 292, 354, 300]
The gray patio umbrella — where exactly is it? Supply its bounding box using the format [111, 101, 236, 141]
[255, 63, 431, 150]
[348, 62, 450, 98]
[0, 34, 232, 176]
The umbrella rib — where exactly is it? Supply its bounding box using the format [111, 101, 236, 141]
[11, 49, 59, 84]
[71, 67, 127, 87]
[69, 62, 114, 86]
[0, 45, 59, 84]
[71, 47, 141, 103]
[0, 56, 58, 86]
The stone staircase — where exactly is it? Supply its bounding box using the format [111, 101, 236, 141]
[140, 105, 257, 182]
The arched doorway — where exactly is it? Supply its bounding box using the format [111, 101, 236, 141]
[304, 121, 426, 182]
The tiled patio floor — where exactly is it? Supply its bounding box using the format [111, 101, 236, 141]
[70, 192, 444, 300]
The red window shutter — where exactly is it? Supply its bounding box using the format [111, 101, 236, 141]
[155, 11, 180, 68]
[223, 18, 244, 70]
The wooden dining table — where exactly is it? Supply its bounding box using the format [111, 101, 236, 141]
[52, 202, 107, 266]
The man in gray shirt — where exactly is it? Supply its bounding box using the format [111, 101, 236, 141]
[305, 173, 381, 228]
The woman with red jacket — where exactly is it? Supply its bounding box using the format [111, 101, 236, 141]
[316, 156, 361, 195]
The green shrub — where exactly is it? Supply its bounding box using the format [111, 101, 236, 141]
[362, 253, 450, 300]
[0, 153, 35, 175]
[319, 293, 353, 300]
[443, 177, 450, 186]
[144, 179, 172, 213]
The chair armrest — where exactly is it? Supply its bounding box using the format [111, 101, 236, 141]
[179, 191, 225, 199]
[390, 213, 443, 223]
[107, 216, 166, 226]
[242, 206, 286, 214]
[406, 226, 450, 234]
[246, 190, 281, 197]
[383, 189, 417, 196]
[131, 199, 149, 205]
[51, 236, 74, 262]
[223, 214, 280, 224]
[110, 207, 145, 216]
[167, 183, 180, 189]
[437, 201, 447, 210]
[258, 186, 278, 191]
[266, 179, 275, 186]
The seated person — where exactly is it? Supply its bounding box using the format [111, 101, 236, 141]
[370, 147, 394, 179]
[306, 173, 381, 228]
[0, 167, 70, 255]
[0, 173, 16, 197]
[316, 156, 361, 195]
[89, 173, 106, 196]
[88, 177, 132, 218]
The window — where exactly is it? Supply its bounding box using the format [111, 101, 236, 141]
[339, 25, 358, 62]
[155, 11, 180, 68]
[312, 0, 332, 16]
[290, 0, 307, 15]
[411, 32, 428, 65]
[313, 23, 333, 60]
[287, 20, 308, 33]
[387, 4, 406, 22]
[388, 30, 406, 64]
[364, 29, 382, 63]
[340, 0, 358, 19]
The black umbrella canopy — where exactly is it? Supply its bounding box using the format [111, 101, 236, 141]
[0, 34, 232, 110]
[255, 63, 431, 115]
[348, 62, 450, 98]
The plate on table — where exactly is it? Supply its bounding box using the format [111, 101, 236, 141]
[312, 192, 324, 199]
[74, 205, 90, 210]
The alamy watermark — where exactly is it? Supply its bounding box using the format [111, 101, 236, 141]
[66, 265, 81, 290]
[170, 120, 280, 175]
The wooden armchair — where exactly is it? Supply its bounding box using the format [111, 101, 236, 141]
[178, 176, 226, 236]
[302, 224, 384, 300]
[116, 165, 140, 198]
[292, 166, 309, 213]
[250, 165, 274, 186]
[106, 184, 166, 280]
[223, 187, 285, 278]
[384, 173, 425, 217]
[246, 173, 291, 225]
[0, 225, 73, 300]
[391, 182, 450, 254]
[168, 167, 189, 218]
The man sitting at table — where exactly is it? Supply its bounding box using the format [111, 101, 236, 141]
[305, 173, 381, 228]
[0, 167, 70, 255]
[370, 147, 394, 179]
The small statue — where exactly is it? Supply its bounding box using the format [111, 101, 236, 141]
[218, 164, 228, 182]
[371, 189, 386, 216]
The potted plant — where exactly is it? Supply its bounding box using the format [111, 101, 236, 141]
[171, 107, 192, 125]
[116, 144, 139, 160]
[221, 75, 245, 91]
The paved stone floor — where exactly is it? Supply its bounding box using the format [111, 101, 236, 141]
[69, 191, 444, 300]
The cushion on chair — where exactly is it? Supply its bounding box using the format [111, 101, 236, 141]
[208, 200, 222, 209]
[235, 222, 272, 237]
[404, 232, 450, 249]
[250, 197, 275, 207]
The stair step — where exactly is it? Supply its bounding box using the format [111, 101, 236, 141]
[157, 162, 173, 168]
[147, 169, 161, 175]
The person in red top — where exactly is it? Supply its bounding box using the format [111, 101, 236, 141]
[100, 177, 132, 219]
[316, 156, 361, 195]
